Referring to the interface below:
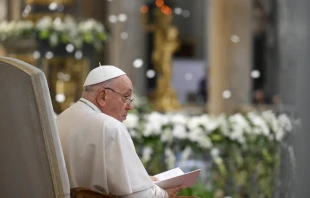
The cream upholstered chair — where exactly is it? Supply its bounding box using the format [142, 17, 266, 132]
[0, 57, 115, 198]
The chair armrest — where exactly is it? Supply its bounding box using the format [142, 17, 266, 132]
[71, 187, 117, 198]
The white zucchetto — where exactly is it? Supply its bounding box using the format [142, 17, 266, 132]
[83, 65, 126, 86]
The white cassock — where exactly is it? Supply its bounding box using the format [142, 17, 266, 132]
[57, 98, 168, 198]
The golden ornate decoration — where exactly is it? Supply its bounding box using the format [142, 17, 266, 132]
[24, 13, 67, 22]
[9, 53, 37, 67]
[143, 7, 181, 112]
[3, 0, 92, 115]
[42, 57, 89, 113]
[25, 0, 73, 6]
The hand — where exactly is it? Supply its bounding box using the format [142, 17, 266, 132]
[165, 185, 183, 198]
[149, 175, 158, 182]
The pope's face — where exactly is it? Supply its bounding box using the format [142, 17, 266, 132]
[102, 75, 133, 122]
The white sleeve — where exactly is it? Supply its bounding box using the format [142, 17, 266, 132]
[120, 184, 168, 198]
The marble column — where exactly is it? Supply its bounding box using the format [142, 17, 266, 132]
[277, 0, 310, 197]
[208, 0, 252, 114]
[8, 0, 21, 20]
[104, 0, 147, 96]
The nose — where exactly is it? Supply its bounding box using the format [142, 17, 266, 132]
[127, 102, 134, 110]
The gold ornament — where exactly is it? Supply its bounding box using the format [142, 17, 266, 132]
[142, 7, 181, 112]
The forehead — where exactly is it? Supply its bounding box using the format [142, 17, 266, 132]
[115, 75, 133, 92]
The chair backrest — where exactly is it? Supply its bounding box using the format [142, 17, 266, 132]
[0, 57, 70, 198]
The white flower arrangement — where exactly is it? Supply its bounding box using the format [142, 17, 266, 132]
[124, 110, 293, 167]
[0, 20, 34, 40]
[125, 110, 292, 148]
[124, 109, 294, 197]
[0, 16, 107, 51]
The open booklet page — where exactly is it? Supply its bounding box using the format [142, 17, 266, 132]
[154, 167, 184, 181]
[153, 167, 201, 189]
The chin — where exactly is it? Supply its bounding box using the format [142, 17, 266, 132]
[121, 116, 127, 122]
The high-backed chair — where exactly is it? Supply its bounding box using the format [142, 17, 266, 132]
[0, 57, 114, 198]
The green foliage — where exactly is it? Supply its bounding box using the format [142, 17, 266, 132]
[124, 100, 293, 197]
[179, 180, 213, 197]
[0, 16, 107, 52]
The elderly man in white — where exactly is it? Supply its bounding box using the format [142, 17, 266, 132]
[57, 65, 182, 198]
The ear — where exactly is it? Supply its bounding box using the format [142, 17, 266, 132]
[96, 89, 106, 107]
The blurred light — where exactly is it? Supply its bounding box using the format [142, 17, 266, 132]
[251, 70, 260, 79]
[22, 5, 31, 17]
[33, 51, 40, 59]
[156, 0, 164, 7]
[120, 32, 128, 40]
[66, 44, 74, 53]
[55, 94, 66, 103]
[53, 17, 62, 26]
[57, 72, 70, 81]
[174, 7, 182, 15]
[24, 5, 31, 13]
[184, 73, 193, 81]
[133, 59, 143, 68]
[222, 90, 232, 99]
[231, 35, 240, 43]
[182, 10, 190, 18]
[45, 51, 54, 59]
[108, 15, 118, 23]
[57, 72, 63, 80]
[107, 0, 113, 1]
[140, 5, 148, 14]
[146, 69, 156, 78]
[161, 5, 172, 15]
[62, 74, 71, 82]
[118, 14, 127, 22]
[75, 50, 83, 59]
[49, 2, 58, 10]
[211, 148, 220, 157]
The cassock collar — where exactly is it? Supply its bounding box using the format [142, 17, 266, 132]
[78, 98, 102, 113]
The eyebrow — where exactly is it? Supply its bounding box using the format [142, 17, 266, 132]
[117, 87, 131, 95]
[124, 88, 132, 93]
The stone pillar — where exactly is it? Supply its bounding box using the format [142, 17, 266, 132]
[8, 0, 21, 20]
[104, 0, 147, 96]
[277, 0, 310, 197]
[208, 0, 252, 114]
[0, 0, 8, 21]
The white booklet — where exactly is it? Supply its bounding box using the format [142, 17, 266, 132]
[153, 167, 201, 189]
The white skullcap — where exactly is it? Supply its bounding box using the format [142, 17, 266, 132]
[83, 65, 126, 86]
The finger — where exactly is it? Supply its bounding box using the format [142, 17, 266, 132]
[153, 176, 159, 181]
[174, 185, 182, 191]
